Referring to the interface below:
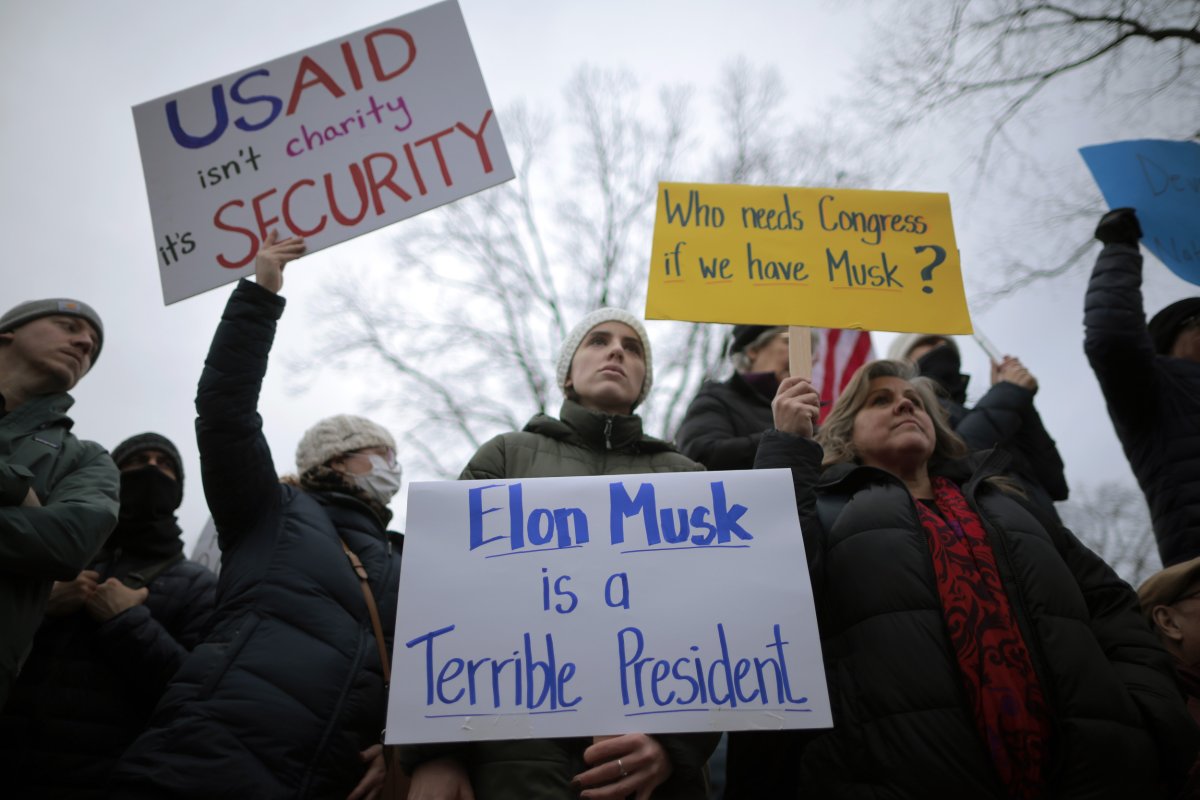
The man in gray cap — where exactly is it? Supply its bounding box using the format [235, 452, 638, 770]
[1085, 207, 1200, 567]
[0, 298, 119, 705]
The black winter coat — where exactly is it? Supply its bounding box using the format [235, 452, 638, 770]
[942, 382, 1069, 510]
[0, 549, 215, 799]
[755, 430, 1198, 798]
[110, 281, 403, 799]
[1084, 242, 1200, 566]
[676, 372, 774, 471]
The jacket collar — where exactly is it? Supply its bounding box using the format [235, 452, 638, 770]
[524, 399, 671, 454]
[818, 448, 1012, 494]
[312, 490, 392, 535]
[0, 391, 75, 430]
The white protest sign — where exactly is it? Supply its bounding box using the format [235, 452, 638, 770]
[386, 469, 831, 744]
[189, 517, 221, 577]
[132, 0, 513, 304]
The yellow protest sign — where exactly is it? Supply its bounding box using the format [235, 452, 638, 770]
[645, 182, 972, 334]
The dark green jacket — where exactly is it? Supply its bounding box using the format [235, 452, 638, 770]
[461, 400, 705, 481]
[403, 401, 715, 799]
[0, 391, 119, 704]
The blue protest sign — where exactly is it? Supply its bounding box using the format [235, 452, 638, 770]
[1080, 139, 1200, 285]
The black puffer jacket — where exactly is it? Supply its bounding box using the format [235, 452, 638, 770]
[755, 430, 1198, 798]
[676, 372, 774, 471]
[109, 281, 403, 799]
[1084, 242, 1200, 566]
[0, 545, 215, 798]
[940, 383, 1068, 519]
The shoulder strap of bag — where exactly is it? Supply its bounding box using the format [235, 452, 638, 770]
[340, 538, 391, 687]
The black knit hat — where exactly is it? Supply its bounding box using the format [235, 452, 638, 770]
[111, 433, 184, 489]
[1148, 298, 1200, 355]
[729, 325, 776, 356]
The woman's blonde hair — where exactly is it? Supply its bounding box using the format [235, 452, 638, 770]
[816, 359, 968, 468]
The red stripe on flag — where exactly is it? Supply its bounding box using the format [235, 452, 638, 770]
[816, 329, 875, 424]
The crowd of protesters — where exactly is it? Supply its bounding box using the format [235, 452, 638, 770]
[1, 205, 1198, 799]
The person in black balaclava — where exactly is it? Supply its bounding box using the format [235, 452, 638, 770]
[888, 335, 1069, 521]
[0, 432, 216, 799]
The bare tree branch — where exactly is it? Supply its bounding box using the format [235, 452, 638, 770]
[303, 61, 894, 477]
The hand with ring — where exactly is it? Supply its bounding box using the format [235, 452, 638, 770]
[571, 733, 672, 800]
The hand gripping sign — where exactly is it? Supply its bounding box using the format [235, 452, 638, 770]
[133, 0, 513, 304]
[386, 469, 831, 744]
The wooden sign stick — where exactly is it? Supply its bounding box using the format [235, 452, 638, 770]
[788, 325, 813, 379]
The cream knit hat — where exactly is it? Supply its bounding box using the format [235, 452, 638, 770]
[295, 414, 396, 473]
[556, 308, 653, 408]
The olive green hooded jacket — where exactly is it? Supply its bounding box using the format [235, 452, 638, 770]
[0, 391, 119, 705]
[401, 400, 715, 799]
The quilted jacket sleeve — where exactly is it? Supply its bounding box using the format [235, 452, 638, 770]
[676, 388, 762, 471]
[194, 280, 286, 550]
[1084, 243, 1158, 427]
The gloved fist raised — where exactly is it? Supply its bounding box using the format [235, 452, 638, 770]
[1094, 207, 1142, 246]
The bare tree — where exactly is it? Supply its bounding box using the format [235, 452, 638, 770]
[1058, 481, 1159, 587]
[860, 0, 1199, 304]
[870, 0, 1199, 163]
[303, 62, 889, 479]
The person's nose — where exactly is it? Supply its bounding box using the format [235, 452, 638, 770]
[895, 396, 915, 414]
[71, 332, 94, 356]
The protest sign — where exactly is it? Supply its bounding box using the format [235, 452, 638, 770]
[133, 0, 513, 304]
[386, 469, 831, 744]
[1080, 139, 1200, 286]
[645, 182, 971, 334]
[189, 517, 221, 577]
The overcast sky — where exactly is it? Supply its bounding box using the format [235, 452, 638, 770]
[2, 0, 1193, 551]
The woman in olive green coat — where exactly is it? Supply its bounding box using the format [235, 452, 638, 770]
[403, 308, 715, 800]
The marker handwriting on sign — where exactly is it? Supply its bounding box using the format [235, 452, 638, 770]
[467, 480, 753, 555]
[648, 183, 970, 332]
[164, 28, 417, 150]
[210, 109, 498, 269]
[1138, 154, 1200, 197]
[402, 620, 811, 716]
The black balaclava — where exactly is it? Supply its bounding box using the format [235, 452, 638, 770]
[102, 466, 184, 568]
[916, 344, 970, 405]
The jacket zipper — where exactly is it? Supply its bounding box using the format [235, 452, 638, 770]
[603, 417, 613, 450]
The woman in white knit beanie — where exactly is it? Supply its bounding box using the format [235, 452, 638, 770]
[401, 308, 715, 800]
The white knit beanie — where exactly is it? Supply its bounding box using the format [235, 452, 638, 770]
[886, 333, 959, 363]
[556, 308, 653, 407]
[295, 414, 396, 473]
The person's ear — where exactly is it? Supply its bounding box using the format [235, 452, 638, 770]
[326, 457, 348, 475]
[1152, 605, 1184, 643]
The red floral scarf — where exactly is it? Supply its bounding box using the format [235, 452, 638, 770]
[916, 476, 1052, 798]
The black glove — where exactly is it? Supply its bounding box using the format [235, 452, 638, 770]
[1094, 207, 1142, 246]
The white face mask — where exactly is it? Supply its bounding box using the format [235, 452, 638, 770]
[352, 454, 402, 505]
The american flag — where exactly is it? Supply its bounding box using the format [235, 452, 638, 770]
[811, 329, 875, 423]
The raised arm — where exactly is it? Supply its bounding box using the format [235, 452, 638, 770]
[195, 233, 306, 545]
[1084, 208, 1158, 424]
